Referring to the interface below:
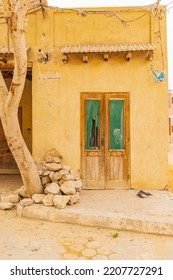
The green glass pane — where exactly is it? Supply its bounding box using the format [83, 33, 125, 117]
[86, 100, 100, 150]
[110, 100, 124, 150]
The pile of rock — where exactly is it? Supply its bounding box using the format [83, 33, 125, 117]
[0, 149, 82, 211]
[0, 193, 20, 210]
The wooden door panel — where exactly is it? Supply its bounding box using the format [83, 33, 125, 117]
[87, 156, 100, 180]
[105, 94, 129, 189]
[110, 155, 123, 180]
[81, 93, 104, 189]
[86, 156, 104, 189]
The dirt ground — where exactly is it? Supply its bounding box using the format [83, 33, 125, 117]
[0, 175, 173, 260]
[1, 203, 173, 260]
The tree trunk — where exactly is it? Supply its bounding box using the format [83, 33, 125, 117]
[0, 109, 42, 196]
[0, 0, 43, 196]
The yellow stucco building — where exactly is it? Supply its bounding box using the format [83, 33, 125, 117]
[0, 4, 169, 190]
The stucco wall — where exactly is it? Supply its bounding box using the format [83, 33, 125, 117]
[32, 56, 168, 189]
[0, 7, 169, 189]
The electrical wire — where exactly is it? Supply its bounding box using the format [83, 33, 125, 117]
[0, 1, 158, 24]
[157, 10, 165, 73]
[45, 6, 154, 24]
[166, 0, 173, 7]
[167, 5, 173, 11]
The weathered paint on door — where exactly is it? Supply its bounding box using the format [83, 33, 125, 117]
[81, 93, 130, 189]
[0, 107, 22, 173]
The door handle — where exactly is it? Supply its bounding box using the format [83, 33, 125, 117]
[101, 138, 104, 146]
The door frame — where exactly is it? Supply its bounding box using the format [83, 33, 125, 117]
[80, 92, 130, 189]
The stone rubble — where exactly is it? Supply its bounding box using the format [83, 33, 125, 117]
[36, 149, 82, 209]
[44, 182, 61, 195]
[42, 193, 54, 206]
[53, 195, 70, 209]
[20, 198, 33, 207]
[14, 185, 29, 198]
[0, 149, 82, 211]
[0, 194, 20, 203]
[32, 194, 46, 203]
[0, 202, 14, 210]
[61, 182, 76, 195]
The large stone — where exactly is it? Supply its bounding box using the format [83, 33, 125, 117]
[20, 198, 33, 207]
[43, 170, 52, 176]
[62, 165, 70, 172]
[45, 156, 61, 164]
[61, 180, 82, 193]
[61, 181, 76, 195]
[68, 193, 80, 205]
[51, 172, 63, 181]
[44, 149, 62, 160]
[62, 174, 75, 181]
[42, 193, 54, 206]
[0, 202, 14, 210]
[70, 169, 81, 181]
[58, 179, 65, 186]
[72, 180, 83, 192]
[0, 194, 20, 203]
[44, 163, 62, 172]
[14, 185, 29, 198]
[32, 194, 46, 204]
[44, 182, 61, 195]
[53, 195, 70, 209]
[52, 169, 69, 181]
[48, 171, 55, 181]
[41, 175, 51, 186]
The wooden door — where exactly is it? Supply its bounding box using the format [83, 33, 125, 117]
[81, 93, 105, 189]
[0, 107, 22, 173]
[81, 93, 130, 189]
[104, 93, 129, 188]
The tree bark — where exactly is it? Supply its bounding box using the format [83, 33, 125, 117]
[0, 0, 43, 196]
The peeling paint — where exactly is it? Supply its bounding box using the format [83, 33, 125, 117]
[35, 120, 40, 126]
[38, 73, 60, 80]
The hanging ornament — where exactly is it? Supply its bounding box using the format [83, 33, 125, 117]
[152, 70, 166, 82]
[150, 65, 166, 82]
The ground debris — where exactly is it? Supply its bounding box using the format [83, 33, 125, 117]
[137, 190, 152, 198]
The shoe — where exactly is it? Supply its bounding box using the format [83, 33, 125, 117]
[137, 190, 147, 198]
[140, 190, 152, 196]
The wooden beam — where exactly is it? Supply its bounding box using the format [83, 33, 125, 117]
[146, 51, 153, 61]
[62, 54, 68, 63]
[125, 52, 132, 62]
[83, 55, 88, 63]
[103, 53, 109, 61]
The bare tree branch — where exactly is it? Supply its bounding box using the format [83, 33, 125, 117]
[0, 0, 43, 196]
[4, 0, 30, 107]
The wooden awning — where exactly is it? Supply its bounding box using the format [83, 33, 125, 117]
[60, 43, 155, 54]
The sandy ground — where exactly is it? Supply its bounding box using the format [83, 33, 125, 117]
[0, 175, 173, 260]
[1, 204, 173, 260]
